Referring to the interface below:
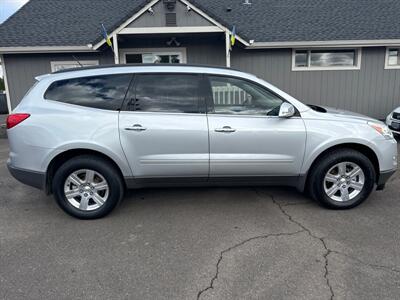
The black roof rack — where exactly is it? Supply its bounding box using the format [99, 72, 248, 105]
[53, 63, 239, 74]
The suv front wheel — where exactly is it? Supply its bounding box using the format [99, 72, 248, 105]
[52, 155, 124, 219]
[308, 149, 376, 209]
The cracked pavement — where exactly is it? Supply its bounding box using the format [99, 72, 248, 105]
[1, 138, 399, 299]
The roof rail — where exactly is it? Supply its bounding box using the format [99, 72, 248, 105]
[52, 63, 240, 74]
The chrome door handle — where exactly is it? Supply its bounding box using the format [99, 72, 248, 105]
[125, 124, 147, 131]
[215, 126, 236, 133]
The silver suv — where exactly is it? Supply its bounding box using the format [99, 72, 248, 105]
[7, 65, 398, 219]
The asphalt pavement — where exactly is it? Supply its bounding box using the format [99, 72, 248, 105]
[1, 138, 399, 299]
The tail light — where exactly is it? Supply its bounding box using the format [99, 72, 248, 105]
[6, 113, 31, 129]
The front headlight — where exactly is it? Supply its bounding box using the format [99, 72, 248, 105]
[368, 121, 394, 139]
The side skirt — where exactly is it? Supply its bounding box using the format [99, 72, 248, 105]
[125, 175, 306, 191]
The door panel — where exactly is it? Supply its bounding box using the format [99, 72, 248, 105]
[208, 115, 306, 176]
[119, 112, 209, 177]
[119, 73, 209, 178]
[206, 75, 306, 177]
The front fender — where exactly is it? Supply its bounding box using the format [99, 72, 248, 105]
[301, 119, 384, 174]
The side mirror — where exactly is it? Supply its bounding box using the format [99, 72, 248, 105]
[279, 102, 295, 118]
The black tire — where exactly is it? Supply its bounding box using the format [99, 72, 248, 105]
[308, 149, 376, 209]
[52, 155, 124, 219]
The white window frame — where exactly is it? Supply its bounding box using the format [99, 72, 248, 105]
[119, 48, 187, 64]
[384, 47, 400, 69]
[292, 48, 362, 71]
[50, 60, 99, 72]
[0, 54, 12, 112]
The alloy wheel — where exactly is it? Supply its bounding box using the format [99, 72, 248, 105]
[323, 162, 365, 202]
[64, 169, 109, 211]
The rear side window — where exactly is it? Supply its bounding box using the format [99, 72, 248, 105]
[126, 74, 202, 113]
[44, 74, 132, 110]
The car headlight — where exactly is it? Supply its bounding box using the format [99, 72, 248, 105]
[368, 121, 394, 139]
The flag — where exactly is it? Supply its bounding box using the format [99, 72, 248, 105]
[230, 26, 236, 48]
[101, 23, 113, 48]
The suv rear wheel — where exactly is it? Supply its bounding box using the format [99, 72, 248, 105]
[308, 149, 376, 209]
[52, 155, 124, 219]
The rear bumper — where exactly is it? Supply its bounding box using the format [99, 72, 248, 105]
[7, 160, 45, 190]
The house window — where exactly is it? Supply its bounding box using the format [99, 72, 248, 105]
[385, 48, 400, 69]
[50, 60, 99, 72]
[120, 48, 187, 64]
[293, 49, 361, 71]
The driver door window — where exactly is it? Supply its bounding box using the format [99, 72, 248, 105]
[207, 76, 283, 116]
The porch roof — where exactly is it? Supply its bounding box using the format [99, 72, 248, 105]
[1, 0, 400, 50]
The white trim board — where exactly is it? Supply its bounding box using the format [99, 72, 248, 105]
[93, 0, 160, 50]
[119, 26, 223, 34]
[0, 46, 96, 54]
[93, 0, 249, 50]
[3, 38, 400, 54]
[249, 39, 400, 49]
[179, 0, 249, 46]
[3, 39, 400, 54]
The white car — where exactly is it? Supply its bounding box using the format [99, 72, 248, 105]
[386, 107, 400, 135]
[6, 65, 398, 219]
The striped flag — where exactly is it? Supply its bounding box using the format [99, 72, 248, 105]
[230, 26, 236, 48]
[101, 23, 113, 48]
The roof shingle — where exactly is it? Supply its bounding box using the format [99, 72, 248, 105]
[1, 0, 400, 47]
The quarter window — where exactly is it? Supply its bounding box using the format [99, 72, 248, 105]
[127, 74, 201, 113]
[207, 76, 283, 116]
[293, 49, 360, 70]
[44, 74, 132, 110]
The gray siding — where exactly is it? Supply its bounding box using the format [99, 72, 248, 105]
[186, 38, 225, 66]
[4, 44, 399, 119]
[4, 52, 113, 108]
[232, 47, 400, 119]
[128, 1, 213, 28]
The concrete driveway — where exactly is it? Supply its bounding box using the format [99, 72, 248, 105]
[0, 138, 399, 300]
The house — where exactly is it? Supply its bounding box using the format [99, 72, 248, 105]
[1, 0, 400, 119]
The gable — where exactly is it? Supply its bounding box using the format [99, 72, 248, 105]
[2, 0, 400, 50]
[127, 0, 214, 28]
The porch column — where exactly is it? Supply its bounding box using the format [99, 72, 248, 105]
[113, 33, 120, 64]
[225, 31, 231, 68]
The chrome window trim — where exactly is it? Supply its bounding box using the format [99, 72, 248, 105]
[119, 111, 206, 116]
[121, 110, 302, 118]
